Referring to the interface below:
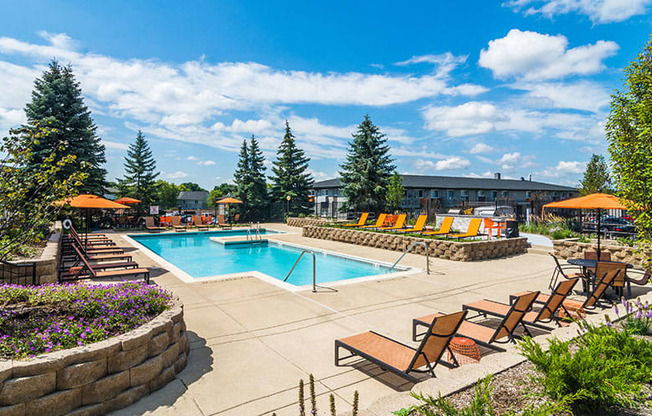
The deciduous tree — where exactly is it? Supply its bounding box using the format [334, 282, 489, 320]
[385, 172, 404, 212]
[579, 154, 612, 195]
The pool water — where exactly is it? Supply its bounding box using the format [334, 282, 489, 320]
[130, 230, 396, 286]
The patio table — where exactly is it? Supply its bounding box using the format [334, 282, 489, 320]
[567, 258, 633, 296]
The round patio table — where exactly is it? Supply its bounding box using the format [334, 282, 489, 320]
[567, 258, 633, 296]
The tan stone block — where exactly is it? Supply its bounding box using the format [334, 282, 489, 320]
[170, 321, 182, 343]
[81, 370, 130, 405]
[174, 352, 188, 374]
[0, 372, 56, 405]
[0, 402, 24, 416]
[147, 332, 170, 358]
[129, 354, 163, 386]
[57, 357, 107, 390]
[160, 342, 180, 369]
[103, 385, 148, 413]
[0, 361, 12, 384]
[24, 387, 81, 416]
[148, 363, 175, 392]
[11, 355, 65, 377]
[107, 344, 147, 374]
[120, 327, 153, 351]
[67, 403, 106, 416]
[58, 338, 121, 366]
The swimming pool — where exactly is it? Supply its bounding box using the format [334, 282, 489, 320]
[128, 229, 404, 288]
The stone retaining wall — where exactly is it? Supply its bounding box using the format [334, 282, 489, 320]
[303, 226, 528, 262]
[553, 239, 651, 268]
[11, 231, 61, 285]
[286, 217, 334, 227]
[0, 301, 189, 416]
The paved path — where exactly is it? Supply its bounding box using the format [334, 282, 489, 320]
[105, 224, 590, 415]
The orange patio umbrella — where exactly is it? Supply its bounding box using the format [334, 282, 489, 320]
[55, 194, 129, 247]
[542, 193, 632, 256]
[216, 197, 243, 223]
[114, 197, 142, 204]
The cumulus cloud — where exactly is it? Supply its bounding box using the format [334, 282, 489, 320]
[422, 102, 504, 137]
[164, 171, 189, 179]
[197, 160, 216, 166]
[514, 81, 611, 112]
[469, 143, 497, 154]
[415, 156, 471, 171]
[103, 140, 129, 151]
[505, 0, 651, 24]
[497, 152, 536, 171]
[538, 160, 585, 178]
[395, 52, 469, 78]
[479, 29, 618, 81]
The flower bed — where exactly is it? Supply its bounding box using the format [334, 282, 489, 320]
[0, 283, 172, 359]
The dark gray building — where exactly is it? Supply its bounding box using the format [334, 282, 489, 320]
[312, 173, 578, 218]
[177, 191, 209, 210]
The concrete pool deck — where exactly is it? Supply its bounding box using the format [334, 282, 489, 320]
[105, 224, 644, 416]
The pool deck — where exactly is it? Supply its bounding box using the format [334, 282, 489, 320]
[105, 224, 644, 416]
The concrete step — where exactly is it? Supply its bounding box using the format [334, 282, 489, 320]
[528, 245, 553, 256]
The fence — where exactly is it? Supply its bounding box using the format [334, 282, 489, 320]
[0, 259, 37, 285]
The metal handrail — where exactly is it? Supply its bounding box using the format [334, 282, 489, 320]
[284, 250, 317, 292]
[391, 241, 430, 274]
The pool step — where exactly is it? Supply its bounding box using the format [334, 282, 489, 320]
[209, 236, 268, 246]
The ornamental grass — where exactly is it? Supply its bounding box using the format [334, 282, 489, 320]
[0, 282, 173, 359]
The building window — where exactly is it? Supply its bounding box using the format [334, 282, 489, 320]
[447, 190, 454, 200]
[460, 190, 468, 198]
[491, 191, 498, 200]
[502, 191, 508, 197]
[526, 191, 532, 198]
[477, 190, 485, 197]
[418, 190, 424, 198]
[324, 190, 329, 196]
[430, 190, 439, 198]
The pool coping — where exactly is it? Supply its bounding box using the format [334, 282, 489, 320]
[122, 229, 419, 292]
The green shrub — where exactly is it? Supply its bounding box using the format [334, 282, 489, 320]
[518, 323, 652, 413]
[612, 298, 652, 335]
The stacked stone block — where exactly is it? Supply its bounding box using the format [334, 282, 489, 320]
[286, 217, 334, 227]
[302, 226, 528, 262]
[0, 302, 188, 416]
[553, 239, 651, 268]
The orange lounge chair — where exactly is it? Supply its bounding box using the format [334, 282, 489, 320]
[144, 217, 165, 233]
[61, 245, 149, 284]
[335, 311, 467, 383]
[376, 214, 406, 231]
[413, 291, 540, 351]
[448, 218, 483, 239]
[358, 213, 387, 229]
[395, 214, 428, 234]
[463, 279, 578, 330]
[422, 217, 453, 236]
[342, 212, 369, 227]
[217, 214, 232, 229]
[171, 216, 187, 232]
[193, 215, 208, 231]
[483, 218, 506, 239]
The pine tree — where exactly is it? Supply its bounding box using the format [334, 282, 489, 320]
[339, 115, 395, 213]
[24, 60, 107, 194]
[233, 139, 251, 218]
[579, 154, 612, 195]
[118, 130, 159, 215]
[248, 135, 269, 220]
[270, 121, 314, 216]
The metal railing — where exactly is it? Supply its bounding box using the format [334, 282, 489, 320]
[391, 241, 430, 274]
[246, 222, 263, 241]
[0, 259, 37, 285]
[284, 250, 317, 292]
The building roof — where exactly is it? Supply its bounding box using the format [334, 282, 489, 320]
[178, 191, 209, 200]
[313, 174, 577, 192]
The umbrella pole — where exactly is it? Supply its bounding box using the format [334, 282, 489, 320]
[86, 208, 90, 251]
[597, 209, 601, 258]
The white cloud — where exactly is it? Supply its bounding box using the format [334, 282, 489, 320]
[395, 52, 468, 78]
[469, 143, 497, 154]
[197, 160, 216, 166]
[497, 152, 536, 170]
[102, 140, 129, 150]
[186, 156, 199, 161]
[514, 81, 611, 112]
[164, 171, 189, 179]
[466, 171, 495, 178]
[479, 29, 618, 81]
[538, 160, 585, 178]
[308, 169, 332, 182]
[415, 156, 471, 171]
[505, 0, 651, 23]
[422, 102, 504, 136]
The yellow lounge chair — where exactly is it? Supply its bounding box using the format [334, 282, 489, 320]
[449, 218, 482, 239]
[395, 214, 428, 233]
[422, 217, 453, 236]
[359, 213, 387, 229]
[342, 212, 369, 227]
[377, 214, 406, 231]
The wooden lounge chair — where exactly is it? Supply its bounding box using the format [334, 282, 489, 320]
[448, 218, 483, 239]
[358, 213, 387, 229]
[342, 213, 369, 227]
[144, 217, 165, 233]
[582, 263, 624, 309]
[376, 214, 406, 231]
[64, 232, 121, 254]
[463, 279, 579, 330]
[422, 217, 453, 236]
[61, 245, 149, 284]
[548, 253, 585, 290]
[60, 246, 139, 280]
[68, 227, 113, 245]
[584, 250, 611, 276]
[413, 291, 540, 351]
[395, 214, 428, 234]
[69, 225, 109, 239]
[171, 216, 187, 232]
[193, 215, 209, 231]
[335, 311, 467, 383]
[217, 214, 231, 229]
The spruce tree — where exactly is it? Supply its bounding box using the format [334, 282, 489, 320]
[248, 135, 269, 220]
[118, 130, 159, 215]
[24, 60, 107, 194]
[339, 115, 395, 213]
[579, 154, 612, 195]
[270, 121, 314, 216]
[234, 139, 251, 218]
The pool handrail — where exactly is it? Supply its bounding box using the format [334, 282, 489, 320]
[284, 249, 317, 292]
[391, 241, 430, 274]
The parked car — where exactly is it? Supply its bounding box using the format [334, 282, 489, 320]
[584, 215, 636, 235]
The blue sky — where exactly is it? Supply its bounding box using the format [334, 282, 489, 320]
[0, 0, 650, 190]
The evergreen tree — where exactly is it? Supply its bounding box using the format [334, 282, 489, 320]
[339, 115, 395, 213]
[385, 172, 405, 212]
[233, 139, 251, 218]
[270, 121, 314, 216]
[248, 135, 269, 220]
[118, 130, 159, 214]
[579, 154, 612, 195]
[24, 60, 107, 194]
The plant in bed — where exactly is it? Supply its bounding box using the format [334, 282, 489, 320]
[0, 282, 172, 359]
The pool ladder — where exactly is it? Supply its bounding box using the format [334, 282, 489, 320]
[391, 241, 430, 274]
[284, 250, 317, 292]
[246, 222, 263, 242]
